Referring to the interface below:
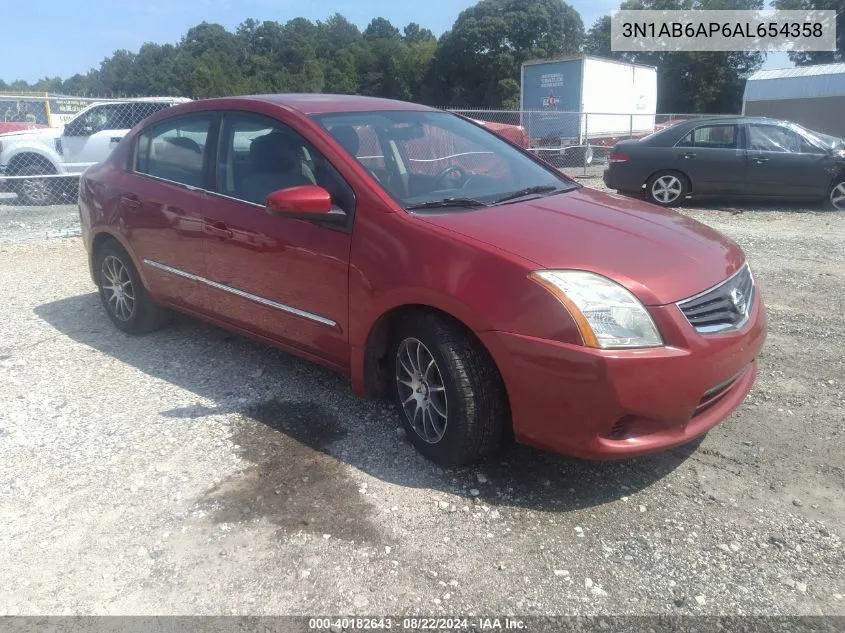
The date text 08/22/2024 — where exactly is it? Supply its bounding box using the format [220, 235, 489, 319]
[307, 617, 527, 630]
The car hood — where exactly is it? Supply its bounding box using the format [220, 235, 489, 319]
[417, 187, 746, 306]
[0, 127, 62, 141]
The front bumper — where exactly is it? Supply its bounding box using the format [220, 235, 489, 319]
[479, 290, 766, 460]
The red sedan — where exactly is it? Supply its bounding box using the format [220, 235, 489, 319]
[78, 94, 766, 466]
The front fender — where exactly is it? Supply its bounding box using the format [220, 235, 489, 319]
[3, 143, 62, 173]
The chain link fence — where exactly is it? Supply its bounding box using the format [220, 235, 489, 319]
[449, 109, 722, 176]
[1, 95, 727, 207]
[0, 97, 189, 206]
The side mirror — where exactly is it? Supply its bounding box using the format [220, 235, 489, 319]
[265, 185, 346, 224]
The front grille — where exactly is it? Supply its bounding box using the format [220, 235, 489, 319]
[677, 264, 754, 333]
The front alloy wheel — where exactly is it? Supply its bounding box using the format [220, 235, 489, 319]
[396, 337, 448, 444]
[829, 180, 845, 210]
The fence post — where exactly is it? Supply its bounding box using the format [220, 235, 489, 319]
[629, 114, 633, 140]
[583, 113, 589, 176]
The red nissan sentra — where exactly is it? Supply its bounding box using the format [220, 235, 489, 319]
[78, 95, 766, 466]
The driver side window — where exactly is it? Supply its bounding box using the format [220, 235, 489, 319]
[748, 125, 817, 154]
[216, 112, 355, 214]
[72, 104, 129, 135]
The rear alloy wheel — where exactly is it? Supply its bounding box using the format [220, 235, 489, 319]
[95, 242, 167, 335]
[391, 312, 508, 466]
[828, 179, 845, 210]
[12, 165, 56, 206]
[646, 171, 688, 207]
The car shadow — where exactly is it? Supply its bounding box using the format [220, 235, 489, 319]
[682, 197, 830, 213]
[35, 293, 700, 527]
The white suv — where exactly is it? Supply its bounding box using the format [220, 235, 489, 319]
[0, 97, 190, 205]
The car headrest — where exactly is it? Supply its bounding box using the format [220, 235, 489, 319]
[250, 131, 299, 171]
[164, 136, 202, 153]
[329, 126, 360, 157]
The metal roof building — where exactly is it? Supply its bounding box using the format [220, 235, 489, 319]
[743, 63, 845, 137]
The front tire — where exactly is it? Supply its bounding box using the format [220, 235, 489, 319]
[391, 312, 508, 466]
[95, 241, 167, 335]
[646, 171, 689, 207]
[827, 177, 845, 210]
[12, 165, 57, 206]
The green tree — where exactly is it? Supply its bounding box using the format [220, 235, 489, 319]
[433, 0, 585, 107]
[773, 0, 844, 64]
[584, 16, 627, 60]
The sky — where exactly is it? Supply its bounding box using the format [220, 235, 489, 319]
[2, 0, 790, 84]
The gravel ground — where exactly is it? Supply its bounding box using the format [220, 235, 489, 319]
[0, 186, 843, 617]
[0, 194, 81, 243]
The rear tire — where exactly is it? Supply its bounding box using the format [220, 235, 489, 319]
[646, 170, 689, 207]
[95, 241, 167, 335]
[390, 312, 508, 466]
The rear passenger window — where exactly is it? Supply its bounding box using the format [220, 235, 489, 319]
[135, 115, 212, 188]
[677, 125, 738, 149]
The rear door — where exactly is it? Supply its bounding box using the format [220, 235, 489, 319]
[120, 112, 216, 309]
[745, 123, 834, 199]
[672, 123, 746, 195]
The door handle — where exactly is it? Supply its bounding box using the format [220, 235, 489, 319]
[752, 157, 770, 164]
[120, 194, 140, 209]
[681, 152, 696, 159]
[204, 220, 233, 240]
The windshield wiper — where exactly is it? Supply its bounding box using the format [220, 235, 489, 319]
[406, 197, 490, 210]
[492, 185, 565, 205]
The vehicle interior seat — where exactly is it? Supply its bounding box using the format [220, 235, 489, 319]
[329, 125, 388, 187]
[329, 125, 361, 158]
[151, 136, 204, 187]
[239, 131, 316, 205]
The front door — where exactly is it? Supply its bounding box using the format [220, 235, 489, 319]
[745, 123, 834, 199]
[201, 111, 354, 368]
[120, 112, 216, 309]
[671, 122, 746, 195]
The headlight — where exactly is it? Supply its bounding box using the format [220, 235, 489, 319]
[529, 270, 663, 349]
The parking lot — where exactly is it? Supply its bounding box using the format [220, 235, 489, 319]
[0, 182, 843, 616]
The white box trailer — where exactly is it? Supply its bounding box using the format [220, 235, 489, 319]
[520, 56, 657, 164]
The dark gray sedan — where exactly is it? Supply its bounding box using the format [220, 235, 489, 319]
[603, 116, 845, 209]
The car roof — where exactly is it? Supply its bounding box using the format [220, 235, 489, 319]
[676, 115, 793, 127]
[221, 94, 438, 115]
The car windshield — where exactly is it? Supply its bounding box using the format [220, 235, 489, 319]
[313, 110, 577, 209]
